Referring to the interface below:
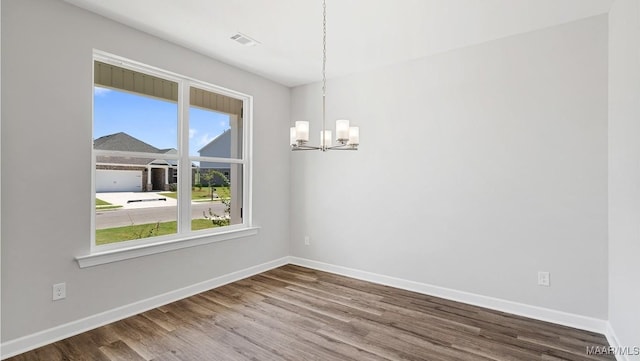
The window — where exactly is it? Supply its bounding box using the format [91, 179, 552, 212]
[90, 51, 253, 257]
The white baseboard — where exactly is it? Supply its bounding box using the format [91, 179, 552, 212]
[0, 256, 289, 360]
[605, 322, 632, 361]
[289, 257, 609, 335]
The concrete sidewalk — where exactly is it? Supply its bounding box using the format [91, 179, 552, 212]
[96, 192, 177, 209]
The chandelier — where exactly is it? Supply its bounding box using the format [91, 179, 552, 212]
[290, 0, 359, 151]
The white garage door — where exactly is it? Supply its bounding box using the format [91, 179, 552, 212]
[96, 169, 142, 192]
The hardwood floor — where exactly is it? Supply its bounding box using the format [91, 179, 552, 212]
[8, 265, 614, 361]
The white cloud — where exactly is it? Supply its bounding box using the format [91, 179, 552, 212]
[189, 128, 197, 139]
[94, 87, 112, 96]
[197, 134, 214, 147]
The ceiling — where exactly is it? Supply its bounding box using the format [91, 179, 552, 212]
[64, 0, 613, 87]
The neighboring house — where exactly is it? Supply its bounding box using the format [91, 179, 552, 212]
[94, 132, 179, 192]
[198, 129, 231, 185]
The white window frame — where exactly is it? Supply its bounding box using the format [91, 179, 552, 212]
[77, 50, 257, 268]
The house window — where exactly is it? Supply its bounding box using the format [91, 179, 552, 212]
[92, 51, 252, 253]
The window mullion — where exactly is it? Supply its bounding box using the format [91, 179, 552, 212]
[178, 81, 192, 234]
[242, 98, 252, 227]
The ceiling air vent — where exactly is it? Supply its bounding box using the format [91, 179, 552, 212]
[230, 33, 260, 47]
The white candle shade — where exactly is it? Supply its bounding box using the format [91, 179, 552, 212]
[321, 130, 332, 147]
[348, 126, 359, 145]
[336, 119, 350, 141]
[295, 121, 309, 142]
[290, 127, 297, 145]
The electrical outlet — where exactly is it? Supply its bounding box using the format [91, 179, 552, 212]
[53, 283, 66, 301]
[537, 272, 550, 287]
[304, 235, 310, 246]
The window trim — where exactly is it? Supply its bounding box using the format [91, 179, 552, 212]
[77, 226, 260, 268]
[79, 50, 255, 267]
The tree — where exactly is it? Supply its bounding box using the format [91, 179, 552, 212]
[200, 169, 231, 227]
[199, 169, 229, 200]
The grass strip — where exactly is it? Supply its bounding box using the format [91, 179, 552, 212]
[96, 219, 219, 245]
[96, 198, 112, 206]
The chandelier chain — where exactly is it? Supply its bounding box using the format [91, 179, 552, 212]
[322, 0, 327, 97]
[322, 0, 327, 148]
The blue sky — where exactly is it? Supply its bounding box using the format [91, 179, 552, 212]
[94, 86, 229, 156]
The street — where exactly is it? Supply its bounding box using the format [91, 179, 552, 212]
[96, 202, 227, 229]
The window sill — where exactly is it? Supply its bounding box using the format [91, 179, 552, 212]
[76, 227, 260, 268]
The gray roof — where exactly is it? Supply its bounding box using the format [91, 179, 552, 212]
[94, 132, 176, 166]
[94, 132, 161, 153]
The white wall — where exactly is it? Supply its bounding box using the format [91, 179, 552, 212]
[291, 15, 609, 318]
[2, 0, 626, 353]
[1, 0, 290, 342]
[609, 0, 640, 356]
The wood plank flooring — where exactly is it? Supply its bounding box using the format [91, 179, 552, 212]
[8, 265, 614, 360]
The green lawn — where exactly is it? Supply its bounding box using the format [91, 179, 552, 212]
[95, 219, 219, 245]
[95, 198, 122, 210]
[160, 186, 230, 201]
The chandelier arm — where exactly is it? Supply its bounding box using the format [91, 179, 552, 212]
[292, 144, 322, 151]
[326, 144, 358, 150]
[294, 144, 356, 151]
[291, 146, 322, 152]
